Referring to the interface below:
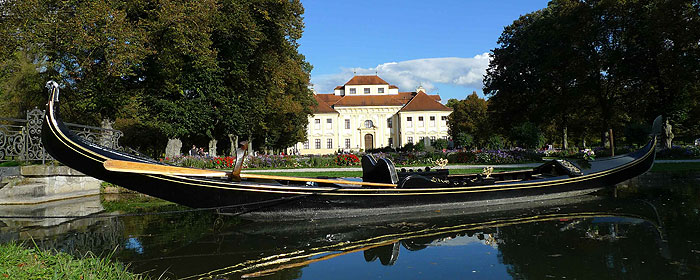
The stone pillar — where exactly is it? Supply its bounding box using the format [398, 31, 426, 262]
[208, 139, 217, 157]
[100, 119, 114, 148]
[165, 138, 182, 157]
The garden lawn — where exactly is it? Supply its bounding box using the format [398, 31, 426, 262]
[0, 242, 146, 279]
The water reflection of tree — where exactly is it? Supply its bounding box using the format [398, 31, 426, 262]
[495, 219, 672, 279]
[617, 174, 700, 277]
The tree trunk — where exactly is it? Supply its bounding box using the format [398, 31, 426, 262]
[562, 126, 568, 150]
[609, 128, 615, 156]
[228, 134, 237, 156]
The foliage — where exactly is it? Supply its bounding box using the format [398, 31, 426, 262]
[414, 141, 425, 152]
[485, 135, 506, 150]
[334, 154, 360, 166]
[448, 92, 489, 145]
[0, 242, 147, 279]
[454, 132, 474, 149]
[432, 139, 448, 150]
[484, 0, 700, 148]
[510, 122, 545, 149]
[657, 145, 700, 160]
[0, 0, 314, 152]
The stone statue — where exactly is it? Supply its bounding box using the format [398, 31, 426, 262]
[663, 118, 674, 149]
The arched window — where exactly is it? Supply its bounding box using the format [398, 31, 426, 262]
[364, 120, 373, 128]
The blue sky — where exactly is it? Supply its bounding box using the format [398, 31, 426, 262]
[298, 0, 550, 101]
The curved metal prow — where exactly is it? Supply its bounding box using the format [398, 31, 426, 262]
[230, 141, 249, 181]
[45, 81, 59, 102]
[651, 115, 663, 136]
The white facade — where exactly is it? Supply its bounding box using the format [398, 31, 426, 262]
[292, 76, 452, 155]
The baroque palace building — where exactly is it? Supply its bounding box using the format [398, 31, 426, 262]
[293, 75, 452, 155]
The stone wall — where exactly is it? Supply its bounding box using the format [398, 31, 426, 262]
[0, 165, 101, 205]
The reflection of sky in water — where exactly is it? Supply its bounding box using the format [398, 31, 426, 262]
[300, 236, 509, 280]
[125, 237, 144, 254]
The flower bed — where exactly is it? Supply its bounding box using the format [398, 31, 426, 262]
[657, 145, 700, 160]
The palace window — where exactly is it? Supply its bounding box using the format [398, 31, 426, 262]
[314, 119, 320, 130]
[388, 137, 393, 147]
[387, 118, 392, 128]
[378, 88, 384, 93]
[364, 88, 370, 94]
[345, 138, 351, 149]
[303, 140, 309, 149]
[349, 88, 356, 94]
[418, 116, 424, 127]
[407, 137, 413, 144]
[430, 116, 436, 127]
[364, 120, 373, 128]
[315, 139, 321, 149]
[441, 116, 448, 121]
[420, 136, 425, 144]
[407, 117, 413, 128]
[430, 136, 436, 144]
[345, 119, 350, 129]
[326, 118, 332, 129]
[327, 139, 333, 149]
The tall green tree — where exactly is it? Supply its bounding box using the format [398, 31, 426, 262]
[448, 92, 489, 146]
[485, 0, 700, 147]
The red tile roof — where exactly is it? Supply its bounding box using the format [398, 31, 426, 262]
[344, 75, 389, 85]
[312, 95, 338, 114]
[399, 92, 453, 112]
[315, 94, 343, 104]
[333, 95, 405, 107]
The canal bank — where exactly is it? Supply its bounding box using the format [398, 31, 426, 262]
[0, 165, 101, 205]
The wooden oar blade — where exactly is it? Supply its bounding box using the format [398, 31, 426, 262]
[103, 160, 228, 177]
[103, 159, 397, 188]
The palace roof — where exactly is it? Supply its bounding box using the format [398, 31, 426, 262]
[311, 91, 448, 112]
[312, 95, 338, 114]
[399, 91, 452, 112]
[344, 75, 390, 85]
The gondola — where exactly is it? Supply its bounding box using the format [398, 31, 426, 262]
[41, 81, 660, 219]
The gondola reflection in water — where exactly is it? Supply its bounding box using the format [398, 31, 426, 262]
[40, 81, 662, 219]
[128, 195, 668, 279]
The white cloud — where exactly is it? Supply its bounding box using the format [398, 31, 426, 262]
[311, 53, 491, 94]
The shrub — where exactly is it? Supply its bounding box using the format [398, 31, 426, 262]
[510, 122, 545, 149]
[432, 139, 448, 150]
[486, 135, 506, 150]
[454, 132, 474, 149]
[657, 145, 700, 159]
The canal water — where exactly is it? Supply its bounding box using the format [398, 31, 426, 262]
[1, 171, 699, 279]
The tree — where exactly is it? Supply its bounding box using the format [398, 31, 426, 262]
[510, 122, 545, 149]
[484, 0, 700, 148]
[447, 92, 488, 146]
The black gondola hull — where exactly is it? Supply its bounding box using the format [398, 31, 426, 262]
[40, 84, 657, 219]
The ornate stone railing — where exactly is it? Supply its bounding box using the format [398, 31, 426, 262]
[0, 108, 122, 163]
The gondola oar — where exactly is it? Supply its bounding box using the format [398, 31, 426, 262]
[102, 159, 398, 188]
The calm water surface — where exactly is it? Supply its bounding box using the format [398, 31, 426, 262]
[1, 171, 699, 279]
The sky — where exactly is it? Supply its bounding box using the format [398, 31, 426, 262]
[298, 0, 550, 101]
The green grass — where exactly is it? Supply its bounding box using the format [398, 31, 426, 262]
[101, 194, 179, 213]
[246, 167, 530, 178]
[651, 162, 700, 173]
[0, 242, 146, 279]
